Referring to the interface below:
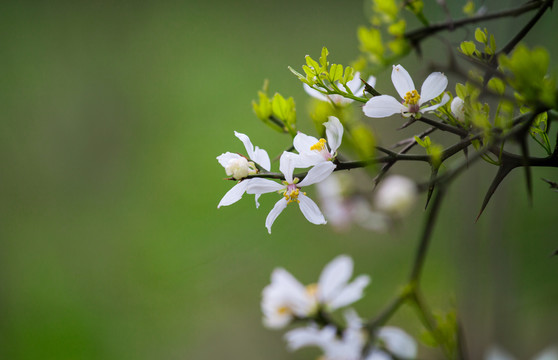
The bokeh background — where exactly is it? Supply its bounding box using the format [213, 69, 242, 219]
[1, 0, 557, 359]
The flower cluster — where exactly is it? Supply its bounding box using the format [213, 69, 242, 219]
[262, 256, 418, 360]
[217, 116, 345, 233]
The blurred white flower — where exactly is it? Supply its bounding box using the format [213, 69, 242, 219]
[293, 116, 344, 168]
[485, 345, 558, 360]
[217, 131, 271, 208]
[363, 64, 449, 118]
[262, 256, 370, 328]
[304, 72, 376, 106]
[285, 310, 366, 360]
[246, 151, 334, 233]
[285, 309, 417, 360]
[374, 175, 417, 218]
[373, 327, 417, 360]
[316, 172, 388, 232]
[261, 268, 318, 329]
[451, 96, 466, 123]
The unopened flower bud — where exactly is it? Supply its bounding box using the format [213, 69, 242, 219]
[225, 157, 254, 180]
[451, 97, 466, 123]
[375, 175, 417, 217]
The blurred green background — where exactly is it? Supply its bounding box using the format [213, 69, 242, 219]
[1, 1, 557, 359]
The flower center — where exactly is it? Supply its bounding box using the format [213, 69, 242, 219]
[305, 283, 318, 298]
[277, 306, 292, 315]
[283, 183, 306, 204]
[284, 188, 300, 204]
[404, 90, 420, 105]
[310, 138, 327, 152]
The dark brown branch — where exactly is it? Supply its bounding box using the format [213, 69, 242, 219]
[418, 116, 469, 137]
[497, 0, 555, 56]
[405, 0, 545, 45]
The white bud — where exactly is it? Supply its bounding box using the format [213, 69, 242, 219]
[451, 97, 466, 123]
[374, 175, 417, 217]
[225, 157, 252, 180]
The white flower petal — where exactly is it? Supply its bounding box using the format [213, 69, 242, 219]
[217, 181, 249, 208]
[295, 153, 325, 169]
[216, 152, 241, 169]
[363, 95, 406, 118]
[324, 116, 343, 154]
[345, 71, 363, 93]
[365, 75, 377, 88]
[255, 193, 262, 208]
[451, 96, 466, 122]
[285, 325, 336, 351]
[391, 65, 415, 99]
[419, 72, 448, 104]
[234, 131, 256, 159]
[299, 161, 336, 187]
[268, 268, 307, 298]
[293, 132, 320, 155]
[318, 255, 353, 303]
[279, 151, 298, 183]
[378, 326, 417, 359]
[298, 193, 326, 225]
[246, 178, 284, 195]
[533, 347, 558, 360]
[365, 349, 392, 360]
[419, 92, 450, 114]
[266, 198, 288, 233]
[328, 274, 370, 310]
[485, 346, 516, 360]
[252, 146, 271, 171]
[303, 83, 329, 102]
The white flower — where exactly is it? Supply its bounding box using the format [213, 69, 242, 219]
[246, 151, 335, 233]
[451, 96, 466, 122]
[285, 310, 367, 360]
[293, 116, 344, 168]
[374, 175, 417, 217]
[217, 131, 271, 208]
[316, 173, 388, 232]
[261, 268, 318, 329]
[262, 256, 370, 329]
[316, 255, 371, 311]
[373, 327, 417, 360]
[485, 345, 558, 360]
[363, 64, 449, 118]
[304, 72, 376, 106]
[285, 309, 417, 360]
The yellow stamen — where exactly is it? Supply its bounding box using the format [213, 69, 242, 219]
[404, 90, 420, 105]
[310, 138, 327, 152]
[305, 283, 318, 298]
[284, 188, 301, 204]
[277, 306, 291, 315]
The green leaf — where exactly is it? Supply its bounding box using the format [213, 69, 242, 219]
[463, 0, 475, 16]
[474, 28, 487, 44]
[342, 66, 355, 86]
[319, 47, 329, 69]
[455, 83, 467, 99]
[305, 55, 320, 71]
[487, 77, 505, 95]
[460, 41, 477, 56]
[489, 34, 496, 53]
[351, 124, 376, 158]
[358, 26, 385, 59]
[329, 64, 343, 83]
[387, 19, 406, 36]
[252, 91, 272, 120]
[288, 66, 310, 84]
